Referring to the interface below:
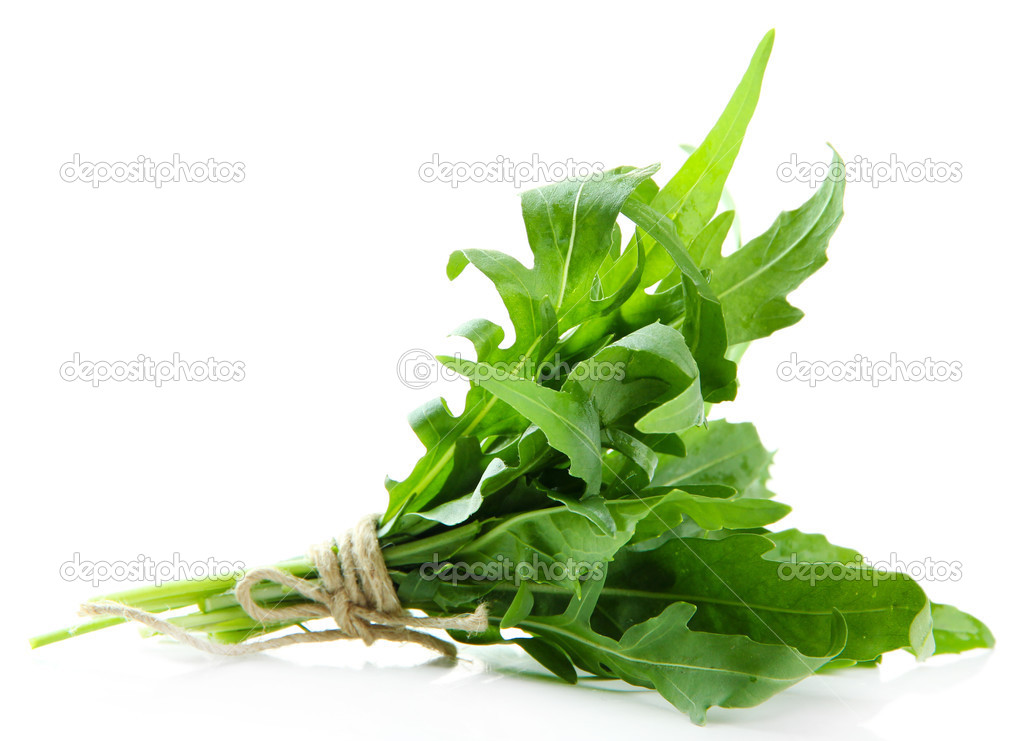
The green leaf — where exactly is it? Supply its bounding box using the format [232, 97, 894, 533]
[689, 210, 736, 270]
[651, 29, 774, 244]
[447, 251, 559, 364]
[621, 198, 709, 293]
[521, 164, 660, 327]
[620, 199, 736, 401]
[513, 637, 579, 684]
[398, 496, 663, 611]
[382, 395, 499, 527]
[930, 603, 995, 655]
[613, 29, 773, 302]
[564, 322, 702, 432]
[652, 420, 775, 499]
[712, 149, 846, 344]
[598, 534, 933, 662]
[590, 225, 647, 316]
[602, 428, 658, 487]
[634, 380, 705, 434]
[398, 485, 484, 530]
[458, 497, 655, 572]
[477, 425, 555, 498]
[679, 269, 737, 403]
[438, 356, 602, 498]
[501, 582, 535, 629]
[521, 577, 846, 725]
[759, 529, 861, 563]
[633, 489, 791, 541]
[447, 624, 506, 646]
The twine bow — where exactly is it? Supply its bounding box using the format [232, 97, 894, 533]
[81, 516, 488, 658]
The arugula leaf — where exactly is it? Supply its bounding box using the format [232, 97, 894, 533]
[382, 395, 496, 526]
[930, 603, 996, 655]
[446, 252, 558, 364]
[44, 30, 992, 726]
[386, 168, 660, 529]
[513, 637, 579, 684]
[620, 199, 736, 401]
[563, 322, 701, 430]
[653, 419, 775, 499]
[711, 149, 846, 344]
[651, 30, 774, 244]
[521, 577, 846, 725]
[689, 210, 736, 269]
[522, 164, 661, 328]
[476, 426, 555, 498]
[438, 356, 603, 504]
[598, 534, 933, 662]
[759, 528, 861, 563]
[631, 489, 791, 541]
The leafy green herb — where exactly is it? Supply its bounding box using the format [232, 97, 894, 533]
[32, 29, 992, 724]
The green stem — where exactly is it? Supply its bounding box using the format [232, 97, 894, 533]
[29, 617, 125, 649]
[29, 559, 315, 649]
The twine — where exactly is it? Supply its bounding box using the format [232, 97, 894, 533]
[79, 515, 488, 658]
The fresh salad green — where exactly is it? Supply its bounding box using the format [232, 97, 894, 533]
[32, 29, 992, 724]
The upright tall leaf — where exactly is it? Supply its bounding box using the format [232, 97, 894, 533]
[652, 30, 774, 243]
[521, 164, 660, 329]
[712, 149, 846, 344]
[622, 199, 737, 400]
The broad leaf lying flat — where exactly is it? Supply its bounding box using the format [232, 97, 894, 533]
[520, 578, 847, 726]
[598, 535, 933, 661]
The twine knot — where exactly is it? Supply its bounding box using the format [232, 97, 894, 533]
[80, 515, 488, 658]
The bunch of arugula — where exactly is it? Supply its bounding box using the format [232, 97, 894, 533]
[33, 30, 992, 724]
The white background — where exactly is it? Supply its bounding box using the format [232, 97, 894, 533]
[2, 2, 1018, 738]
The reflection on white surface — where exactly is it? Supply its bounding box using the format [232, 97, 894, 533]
[12, 625, 1000, 741]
